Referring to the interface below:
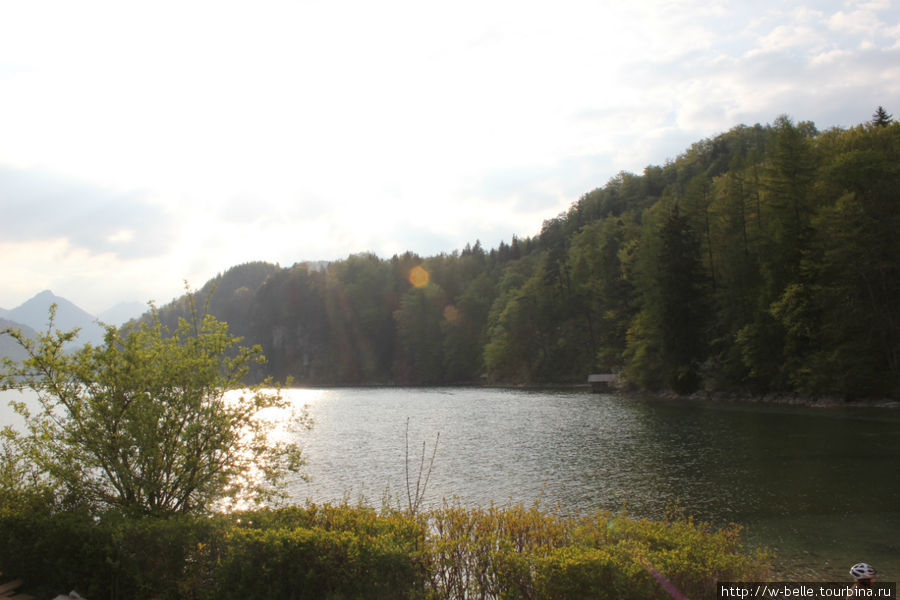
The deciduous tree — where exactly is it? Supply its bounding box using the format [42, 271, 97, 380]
[0, 302, 309, 515]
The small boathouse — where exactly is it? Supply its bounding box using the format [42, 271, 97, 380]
[587, 373, 617, 392]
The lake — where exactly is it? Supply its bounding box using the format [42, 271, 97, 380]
[286, 387, 900, 579]
[3, 386, 898, 578]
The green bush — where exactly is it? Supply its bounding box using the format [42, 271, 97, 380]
[0, 509, 220, 599]
[423, 503, 770, 600]
[209, 521, 423, 599]
[0, 503, 769, 600]
[530, 546, 640, 600]
[0, 510, 106, 598]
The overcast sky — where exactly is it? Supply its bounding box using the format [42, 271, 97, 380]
[1, 0, 898, 314]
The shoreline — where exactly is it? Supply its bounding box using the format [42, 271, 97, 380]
[281, 382, 900, 408]
[640, 389, 900, 409]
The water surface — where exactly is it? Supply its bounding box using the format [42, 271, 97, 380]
[286, 387, 900, 578]
[3, 386, 897, 577]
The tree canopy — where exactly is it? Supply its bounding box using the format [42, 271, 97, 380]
[147, 113, 900, 399]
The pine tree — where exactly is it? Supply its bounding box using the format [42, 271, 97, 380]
[656, 205, 710, 394]
[871, 106, 893, 127]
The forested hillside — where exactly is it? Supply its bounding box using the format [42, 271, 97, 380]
[154, 115, 899, 398]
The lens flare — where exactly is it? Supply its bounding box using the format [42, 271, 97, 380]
[408, 265, 430, 287]
[443, 305, 460, 322]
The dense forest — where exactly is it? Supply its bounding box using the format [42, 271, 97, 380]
[153, 113, 899, 398]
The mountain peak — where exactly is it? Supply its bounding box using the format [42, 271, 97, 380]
[7, 291, 104, 345]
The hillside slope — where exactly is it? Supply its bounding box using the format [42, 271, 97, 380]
[153, 116, 900, 397]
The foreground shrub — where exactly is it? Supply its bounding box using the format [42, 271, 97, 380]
[423, 502, 770, 600]
[0, 506, 423, 600]
[207, 506, 424, 599]
[0, 502, 769, 600]
[0, 509, 219, 599]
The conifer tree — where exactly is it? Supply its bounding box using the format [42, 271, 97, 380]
[871, 106, 893, 127]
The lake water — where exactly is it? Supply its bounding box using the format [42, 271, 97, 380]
[285, 387, 900, 579]
[3, 387, 898, 578]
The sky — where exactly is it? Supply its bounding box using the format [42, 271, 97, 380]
[1, 0, 898, 315]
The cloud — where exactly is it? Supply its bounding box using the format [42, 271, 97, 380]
[0, 165, 174, 259]
[828, 9, 886, 35]
[852, 0, 892, 9]
[1, 0, 899, 313]
[751, 23, 824, 55]
[602, 0, 900, 137]
[473, 166, 569, 214]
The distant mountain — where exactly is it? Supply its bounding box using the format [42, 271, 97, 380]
[99, 301, 148, 326]
[5, 290, 105, 346]
[1, 293, 149, 364]
[0, 317, 37, 362]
